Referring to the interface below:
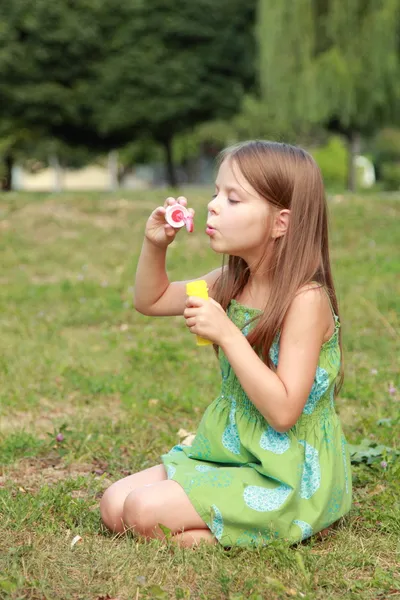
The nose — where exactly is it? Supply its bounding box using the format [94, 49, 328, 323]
[207, 196, 220, 215]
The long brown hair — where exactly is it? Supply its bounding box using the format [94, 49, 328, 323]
[212, 140, 344, 393]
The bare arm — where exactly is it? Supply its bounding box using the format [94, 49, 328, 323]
[133, 237, 170, 312]
[219, 287, 333, 432]
[133, 197, 223, 316]
[134, 249, 223, 316]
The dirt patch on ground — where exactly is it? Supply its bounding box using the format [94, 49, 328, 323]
[0, 394, 125, 439]
[0, 455, 112, 493]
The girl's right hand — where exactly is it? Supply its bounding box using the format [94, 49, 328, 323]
[145, 196, 194, 249]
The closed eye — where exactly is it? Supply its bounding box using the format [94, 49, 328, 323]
[211, 194, 239, 204]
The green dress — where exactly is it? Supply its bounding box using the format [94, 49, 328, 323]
[161, 299, 352, 547]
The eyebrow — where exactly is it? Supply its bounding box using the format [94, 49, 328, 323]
[215, 183, 243, 196]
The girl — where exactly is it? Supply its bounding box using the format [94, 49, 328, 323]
[100, 140, 352, 548]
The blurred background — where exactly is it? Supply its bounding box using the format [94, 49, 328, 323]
[0, 0, 399, 194]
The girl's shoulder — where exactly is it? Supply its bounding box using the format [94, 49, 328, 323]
[286, 283, 337, 346]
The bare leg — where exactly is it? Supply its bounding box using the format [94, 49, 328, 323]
[172, 529, 218, 548]
[122, 480, 214, 542]
[100, 464, 167, 533]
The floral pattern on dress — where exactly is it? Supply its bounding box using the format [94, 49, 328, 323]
[243, 483, 292, 512]
[188, 433, 212, 460]
[241, 311, 252, 337]
[220, 352, 231, 381]
[259, 426, 291, 454]
[195, 464, 217, 473]
[303, 366, 330, 415]
[166, 465, 176, 479]
[329, 385, 335, 409]
[321, 409, 336, 449]
[210, 505, 224, 540]
[341, 434, 350, 494]
[222, 399, 241, 455]
[168, 444, 185, 454]
[182, 469, 233, 493]
[269, 339, 280, 367]
[324, 485, 344, 527]
[293, 519, 313, 540]
[298, 440, 321, 499]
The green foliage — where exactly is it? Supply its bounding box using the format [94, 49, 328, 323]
[348, 438, 400, 465]
[309, 136, 347, 189]
[371, 128, 400, 190]
[380, 162, 400, 190]
[0, 0, 256, 162]
[373, 128, 400, 164]
[258, 0, 318, 131]
[0, 0, 106, 145]
[258, 0, 400, 135]
[173, 95, 296, 167]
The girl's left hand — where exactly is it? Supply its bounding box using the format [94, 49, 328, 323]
[183, 296, 237, 346]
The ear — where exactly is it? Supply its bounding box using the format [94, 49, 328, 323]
[272, 209, 290, 239]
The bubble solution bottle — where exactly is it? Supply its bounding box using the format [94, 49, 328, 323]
[185, 280, 213, 346]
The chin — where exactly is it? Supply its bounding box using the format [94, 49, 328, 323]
[208, 239, 224, 253]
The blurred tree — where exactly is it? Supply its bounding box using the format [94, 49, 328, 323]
[93, 0, 256, 186]
[0, 0, 109, 189]
[258, 0, 400, 190]
[0, 120, 41, 190]
[0, 0, 256, 189]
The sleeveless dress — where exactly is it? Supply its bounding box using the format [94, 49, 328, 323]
[161, 298, 352, 547]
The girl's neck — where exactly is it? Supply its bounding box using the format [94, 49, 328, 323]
[236, 274, 272, 310]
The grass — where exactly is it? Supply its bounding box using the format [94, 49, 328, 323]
[0, 189, 399, 600]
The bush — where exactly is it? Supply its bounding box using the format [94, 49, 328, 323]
[381, 162, 400, 190]
[373, 128, 400, 163]
[371, 128, 400, 190]
[309, 135, 347, 190]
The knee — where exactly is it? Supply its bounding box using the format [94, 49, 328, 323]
[122, 488, 158, 537]
[99, 484, 126, 534]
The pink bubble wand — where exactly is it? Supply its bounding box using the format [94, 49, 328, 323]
[165, 204, 194, 233]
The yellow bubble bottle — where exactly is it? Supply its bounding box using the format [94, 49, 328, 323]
[186, 280, 213, 346]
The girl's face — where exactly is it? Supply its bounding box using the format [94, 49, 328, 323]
[206, 158, 274, 264]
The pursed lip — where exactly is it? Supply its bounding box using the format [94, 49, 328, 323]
[206, 223, 217, 230]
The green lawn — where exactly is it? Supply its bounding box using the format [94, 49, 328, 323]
[0, 189, 399, 600]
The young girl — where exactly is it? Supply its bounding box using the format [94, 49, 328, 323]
[100, 140, 352, 548]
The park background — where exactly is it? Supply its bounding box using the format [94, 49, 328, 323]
[0, 1, 399, 599]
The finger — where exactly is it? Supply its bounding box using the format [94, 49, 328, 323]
[164, 224, 176, 236]
[164, 196, 176, 207]
[155, 206, 166, 215]
[177, 196, 187, 205]
[188, 208, 195, 217]
[186, 296, 204, 307]
[183, 307, 197, 318]
[185, 317, 197, 328]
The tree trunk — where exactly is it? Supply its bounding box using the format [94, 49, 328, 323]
[162, 137, 178, 188]
[108, 150, 119, 191]
[49, 153, 63, 192]
[2, 154, 13, 191]
[346, 131, 361, 192]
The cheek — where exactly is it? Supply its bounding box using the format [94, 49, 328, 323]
[225, 210, 269, 239]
